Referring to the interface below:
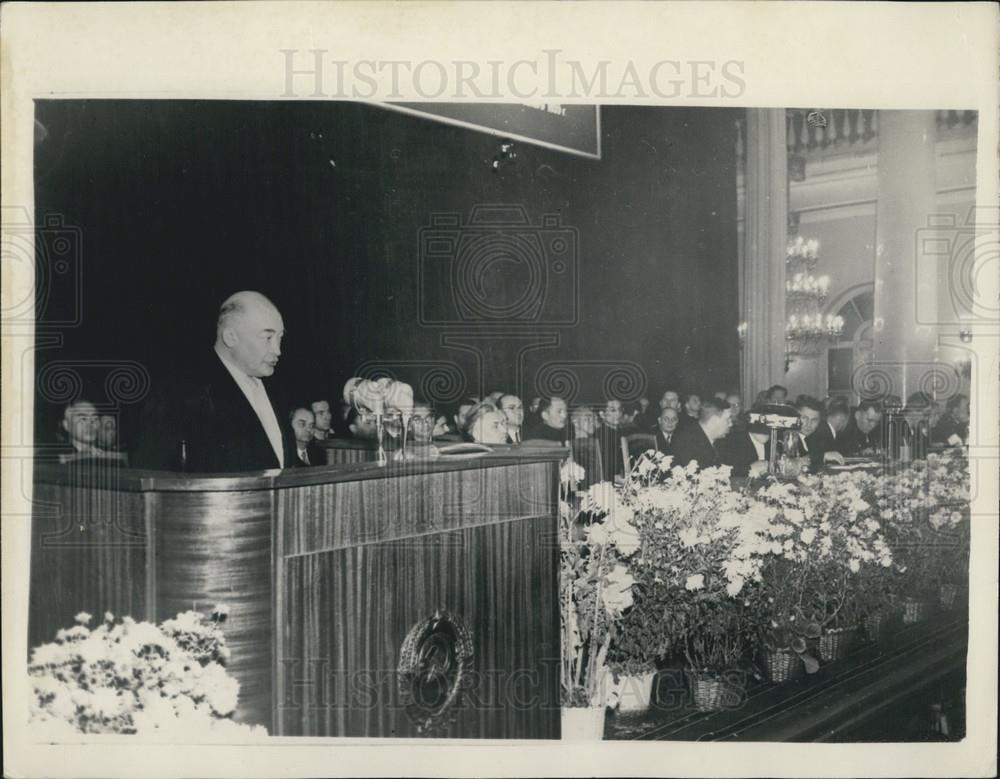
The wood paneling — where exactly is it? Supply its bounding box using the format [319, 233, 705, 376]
[275, 458, 560, 738]
[30, 449, 562, 738]
[151, 489, 274, 727]
[29, 464, 148, 651]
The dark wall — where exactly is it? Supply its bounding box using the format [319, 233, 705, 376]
[33, 100, 739, 438]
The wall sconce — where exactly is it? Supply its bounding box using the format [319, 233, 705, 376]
[959, 329, 973, 343]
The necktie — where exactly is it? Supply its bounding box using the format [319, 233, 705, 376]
[299, 447, 310, 465]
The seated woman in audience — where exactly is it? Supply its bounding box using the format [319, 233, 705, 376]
[719, 411, 771, 478]
[933, 393, 969, 446]
[466, 403, 510, 445]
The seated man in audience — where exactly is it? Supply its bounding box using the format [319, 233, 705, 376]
[53, 399, 104, 461]
[345, 406, 378, 439]
[798, 396, 844, 470]
[677, 392, 702, 429]
[289, 406, 325, 466]
[840, 399, 883, 457]
[653, 406, 680, 454]
[570, 406, 598, 440]
[719, 410, 770, 478]
[498, 394, 525, 443]
[933, 393, 969, 446]
[631, 396, 654, 429]
[725, 392, 744, 429]
[596, 399, 636, 481]
[766, 384, 789, 404]
[310, 399, 334, 441]
[524, 396, 570, 444]
[816, 398, 850, 455]
[670, 397, 732, 469]
[659, 390, 680, 413]
[467, 403, 510, 445]
[409, 402, 437, 445]
[97, 413, 122, 452]
[893, 391, 933, 458]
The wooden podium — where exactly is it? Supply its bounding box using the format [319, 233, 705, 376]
[29, 446, 563, 738]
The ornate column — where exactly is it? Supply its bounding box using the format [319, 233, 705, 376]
[872, 110, 938, 400]
[741, 108, 788, 403]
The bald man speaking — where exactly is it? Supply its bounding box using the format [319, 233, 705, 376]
[185, 291, 293, 472]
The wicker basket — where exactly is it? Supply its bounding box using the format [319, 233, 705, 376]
[902, 597, 928, 624]
[685, 671, 728, 712]
[939, 583, 959, 611]
[818, 627, 857, 662]
[862, 612, 884, 644]
[762, 648, 804, 682]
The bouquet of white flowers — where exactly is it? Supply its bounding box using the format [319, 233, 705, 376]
[29, 608, 266, 740]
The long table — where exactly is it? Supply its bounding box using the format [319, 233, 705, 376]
[29, 445, 565, 738]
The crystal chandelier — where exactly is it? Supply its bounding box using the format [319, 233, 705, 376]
[785, 236, 843, 356]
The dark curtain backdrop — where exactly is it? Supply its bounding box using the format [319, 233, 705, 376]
[33, 100, 739, 440]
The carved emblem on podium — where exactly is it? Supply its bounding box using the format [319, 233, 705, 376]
[397, 609, 474, 734]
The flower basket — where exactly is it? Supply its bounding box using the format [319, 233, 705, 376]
[938, 583, 959, 611]
[761, 647, 804, 682]
[615, 669, 657, 715]
[561, 705, 606, 740]
[901, 596, 929, 624]
[685, 670, 735, 713]
[818, 626, 857, 662]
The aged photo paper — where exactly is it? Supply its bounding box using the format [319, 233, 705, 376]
[2, 2, 998, 777]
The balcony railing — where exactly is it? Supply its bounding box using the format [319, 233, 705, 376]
[736, 109, 977, 162]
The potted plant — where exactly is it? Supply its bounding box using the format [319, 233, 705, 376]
[560, 481, 639, 739]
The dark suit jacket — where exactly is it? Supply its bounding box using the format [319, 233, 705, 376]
[292, 440, 327, 467]
[184, 355, 295, 473]
[932, 414, 967, 445]
[669, 422, 721, 469]
[805, 422, 839, 468]
[718, 431, 770, 478]
[653, 428, 675, 455]
[524, 422, 569, 445]
[839, 419, 881, 457]
[133, 353, 294, 473]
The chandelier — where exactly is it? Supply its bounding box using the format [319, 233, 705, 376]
[785, 236, 843, 356]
